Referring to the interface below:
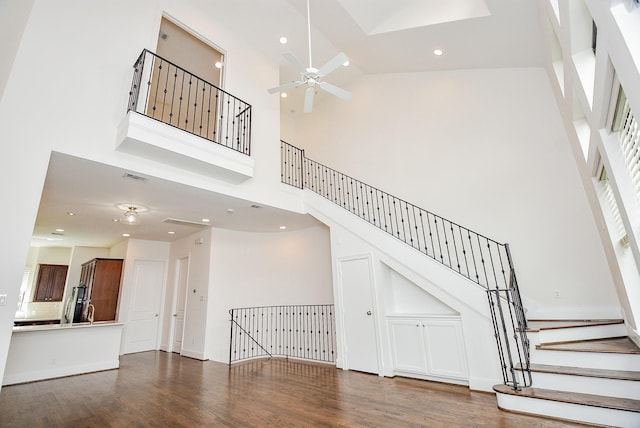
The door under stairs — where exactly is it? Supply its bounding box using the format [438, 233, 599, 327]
[494, 319, 640, 426]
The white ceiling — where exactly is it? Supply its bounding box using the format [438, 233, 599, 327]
[32, 153, 323, 248]
[31, 0, 545, 248]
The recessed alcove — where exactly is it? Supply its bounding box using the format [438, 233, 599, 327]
[569, 1, 596, 109]
[383, 267, 458, 316]
[572, 89, 591, 162]
[549, 16, 565, 97]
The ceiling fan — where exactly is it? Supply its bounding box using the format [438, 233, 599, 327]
[268, 0, 351, 113]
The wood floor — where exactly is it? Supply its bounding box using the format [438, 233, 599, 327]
[0, 351, 589, 427]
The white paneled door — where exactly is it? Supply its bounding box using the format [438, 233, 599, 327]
[172, 257, 189, 353]
[339, 256, 379, 374]
[123, 260, 165, 354]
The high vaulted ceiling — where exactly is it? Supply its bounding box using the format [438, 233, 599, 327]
[217, 0, 544, 111]
[31, 0, 546, 248]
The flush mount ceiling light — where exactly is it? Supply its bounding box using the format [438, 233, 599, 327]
[116, 203, 148, 226]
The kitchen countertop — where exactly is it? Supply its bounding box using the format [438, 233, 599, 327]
[12, 321, 123, 333]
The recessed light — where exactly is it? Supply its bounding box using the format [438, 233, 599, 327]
[279, 36, 288, 44]
[122, 233, 130, 237]
[279, 226, 287, 230]
[343, 60, 349, 67]
[55, 228, 64, 232]
[227, 208, 235, 214]
[202, 218, 210, 223]
[67, 212, 75, 216]
[112, 218, 120, 222]
[168, 231, 175, 235]
[281, 92, 288, 98]
[433, 49, 443, 56]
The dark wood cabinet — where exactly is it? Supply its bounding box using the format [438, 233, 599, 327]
[80, 258, 124, 322]
[34, 264, 68, 302]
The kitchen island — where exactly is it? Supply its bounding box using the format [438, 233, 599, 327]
[3, 321, 123, 385]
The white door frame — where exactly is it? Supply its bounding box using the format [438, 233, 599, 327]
[168, 255, 190, 354]
[335, 253, 382, 375]
[121, 258, 167, 354]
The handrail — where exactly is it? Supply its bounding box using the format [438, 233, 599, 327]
[127, 49, 252, 155]
[229, 304, 336, 365]
[281, 141, 530, 389]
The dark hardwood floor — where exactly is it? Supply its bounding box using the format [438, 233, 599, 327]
[0, 351, 589, 427]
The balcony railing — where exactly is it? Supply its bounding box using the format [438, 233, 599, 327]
[127, 49, 252, 155]
[281, 141, 531, 390]
[229, 304, 336, 365]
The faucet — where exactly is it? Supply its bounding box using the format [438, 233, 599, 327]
[87, 304, 95, 325]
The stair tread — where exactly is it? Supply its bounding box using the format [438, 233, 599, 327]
[536, 336, 640, 354]
[493, 384, 640, 412]
[525, 319, 624, 332]
[516, 363, 640, 381]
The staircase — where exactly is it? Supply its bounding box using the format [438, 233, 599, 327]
[494, 319, 640, 426]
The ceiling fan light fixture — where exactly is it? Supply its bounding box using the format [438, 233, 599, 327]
[267, 0, 351, 113]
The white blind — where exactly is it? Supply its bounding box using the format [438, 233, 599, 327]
[600, 170, 626, 240]
[617, 96, 640, 197]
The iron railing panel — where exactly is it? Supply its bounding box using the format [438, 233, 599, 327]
[229, 304, 336, 365]
[128, 49, 252, 155]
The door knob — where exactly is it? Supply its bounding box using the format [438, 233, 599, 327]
[173, 314, 177, 317]
[366, 311, 372, 315]
[155, 314, 159, 317]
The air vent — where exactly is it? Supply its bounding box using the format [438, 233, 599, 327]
[51, 232, 65, 236]
[162, 218, 210, 228]
[250, 204, 262, 209]
[122, 172, 148, 183]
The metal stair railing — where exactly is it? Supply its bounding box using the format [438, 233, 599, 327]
[229, 304, 336, 365]
[281, 141, 531, 389]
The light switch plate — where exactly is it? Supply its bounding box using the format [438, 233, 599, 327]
[0, 294, 7, 306]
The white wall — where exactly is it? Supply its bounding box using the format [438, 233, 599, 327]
[291, 68, 621, 319]
[0, 0, 34, 99]
[206, 225, 333, 362]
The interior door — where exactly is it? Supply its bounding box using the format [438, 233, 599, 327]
[339, 256, 379, 374]
[172, 257, 189, 353]
[123, 260, 165, 354]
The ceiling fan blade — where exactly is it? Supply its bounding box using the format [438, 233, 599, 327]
[303, 86, 315, 113]
[317, 52, 348, 77]
[283, 52, 308, 74]
[318, 82, 351, 101]
[268, 81, 302, 94]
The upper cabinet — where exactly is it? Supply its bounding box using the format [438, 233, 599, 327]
[33, 264, 68, 302]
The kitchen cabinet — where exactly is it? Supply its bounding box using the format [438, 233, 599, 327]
[34, 264, 68, 302]
[80, 258, 124, 322]
[389, 316, 468, 382]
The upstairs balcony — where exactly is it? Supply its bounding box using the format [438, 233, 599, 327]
[117, 49, 254, 184]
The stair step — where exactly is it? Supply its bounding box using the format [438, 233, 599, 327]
[494, 384, 640, 426]
[525, 319, 627, 344]
[536, 336, 640, 354]
[516, 363, 640, 400]
[520, 363, 640, 381]
[525, 319, 624, 332]
[531, 337, 640, 370]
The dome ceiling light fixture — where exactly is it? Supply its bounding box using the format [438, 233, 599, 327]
[116, 203, 148, 226]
